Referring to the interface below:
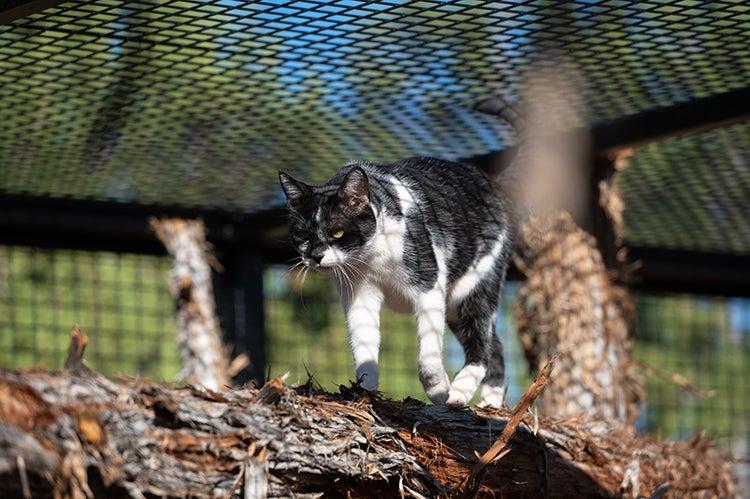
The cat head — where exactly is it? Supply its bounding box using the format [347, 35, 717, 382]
[278, 166, 376, 272]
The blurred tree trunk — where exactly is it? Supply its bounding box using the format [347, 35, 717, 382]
[483, 61, 644, 426]
[515, 211, 641, 424]
[151, 218, 231, 391]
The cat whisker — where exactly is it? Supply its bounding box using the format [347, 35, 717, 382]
[346, 255, 374, 272]
[341, 264, 359, 291]
[336, 265, 355, 298]
[285, 260, 305, 279]
[331, 267, 344, 296]
[342, 261, 366, 283]
[288, 260, 304, 272]
[335, 267, 350, 297]
[300, 265, 310, 290]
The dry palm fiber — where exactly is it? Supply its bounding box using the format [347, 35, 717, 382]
[150, 218, 243, 392]
[515, 211, 643, 425]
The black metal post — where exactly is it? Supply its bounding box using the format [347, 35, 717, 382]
[230, 249, 266, 386]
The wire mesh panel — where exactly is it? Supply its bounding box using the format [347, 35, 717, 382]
[620, 120, 750, 255]
[634, 293, 749, 444]
[1, 0, 749, 220]
[0, 244, 180, 380]
[0, 1, 748, 269]
[634, 292, 750, 491]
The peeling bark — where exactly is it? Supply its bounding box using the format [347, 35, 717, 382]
[0, 330, 735, 498]
[151, 218, 231, 391]
[515, 212, 642, 425]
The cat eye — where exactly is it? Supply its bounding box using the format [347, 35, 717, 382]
[330, 230, 344, 239]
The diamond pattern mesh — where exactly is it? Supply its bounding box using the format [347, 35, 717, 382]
[621, 120, 750, 254]
[0, 1, 749, 253]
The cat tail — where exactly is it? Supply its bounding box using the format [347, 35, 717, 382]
[474, 61, 591, 225]
[473, 96, 529, 221]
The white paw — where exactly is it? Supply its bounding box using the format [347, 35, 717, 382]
[425, 382, 450, 405]
[477, 384, 506, 409]
[445, 363, 486, 407]
[445, 388, 472, 407]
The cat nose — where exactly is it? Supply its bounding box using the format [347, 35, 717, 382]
[310, 246, 325, 264]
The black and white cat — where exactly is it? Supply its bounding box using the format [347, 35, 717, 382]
[279, 157, 514, 407]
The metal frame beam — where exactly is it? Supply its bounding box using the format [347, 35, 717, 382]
[0, 0, 65, 24]
[592, 86, 750, 153]
[628, 247, 750, 298]
[1, 194, 749, 297]
[471, 86, 750, 176]
[0, 193, 285, 255]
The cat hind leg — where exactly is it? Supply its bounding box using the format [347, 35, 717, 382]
[446, 311, 494, 407]
[447, 283, 505, 407]
[478, 333, 506, 408]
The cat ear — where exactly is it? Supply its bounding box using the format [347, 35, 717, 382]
[278, 171, 309, 203]
[337, 167, 369, 214]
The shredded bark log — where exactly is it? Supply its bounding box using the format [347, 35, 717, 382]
[64, 324, 88, 371]
[515, 212, 643, 425]
[462, 354, 557, 497]
[0, 328, 736, 498]
[481, 63, 642, 427]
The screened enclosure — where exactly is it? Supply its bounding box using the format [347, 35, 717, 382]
[1, 0, 750, 492]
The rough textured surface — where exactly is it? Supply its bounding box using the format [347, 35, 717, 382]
[0, 349, 735, 498]
[151, 218, 232, 392]
[515, 212, 642, 425]
[502, 67, 642, 427]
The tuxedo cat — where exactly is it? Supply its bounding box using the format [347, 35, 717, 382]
[279, 157, 514, 407]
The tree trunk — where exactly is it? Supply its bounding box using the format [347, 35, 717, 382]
[151, 218, 231, 392]
[0, 328, 735, 498]
[493, 62, 643, 426]
[515, 210, 642, 425]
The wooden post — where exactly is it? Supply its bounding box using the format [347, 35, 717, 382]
[151, 218, 231, 391]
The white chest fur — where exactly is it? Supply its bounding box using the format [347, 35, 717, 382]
[368, 228, 419, 314]
[365, 178, 421, 313]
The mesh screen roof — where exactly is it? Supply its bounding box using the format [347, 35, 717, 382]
[621, 120, 750, 255]
[0, 0, 749, 254]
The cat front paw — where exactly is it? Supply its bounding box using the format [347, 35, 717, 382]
[424, 384, 450, 405]
[445, 388, 472, 407]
